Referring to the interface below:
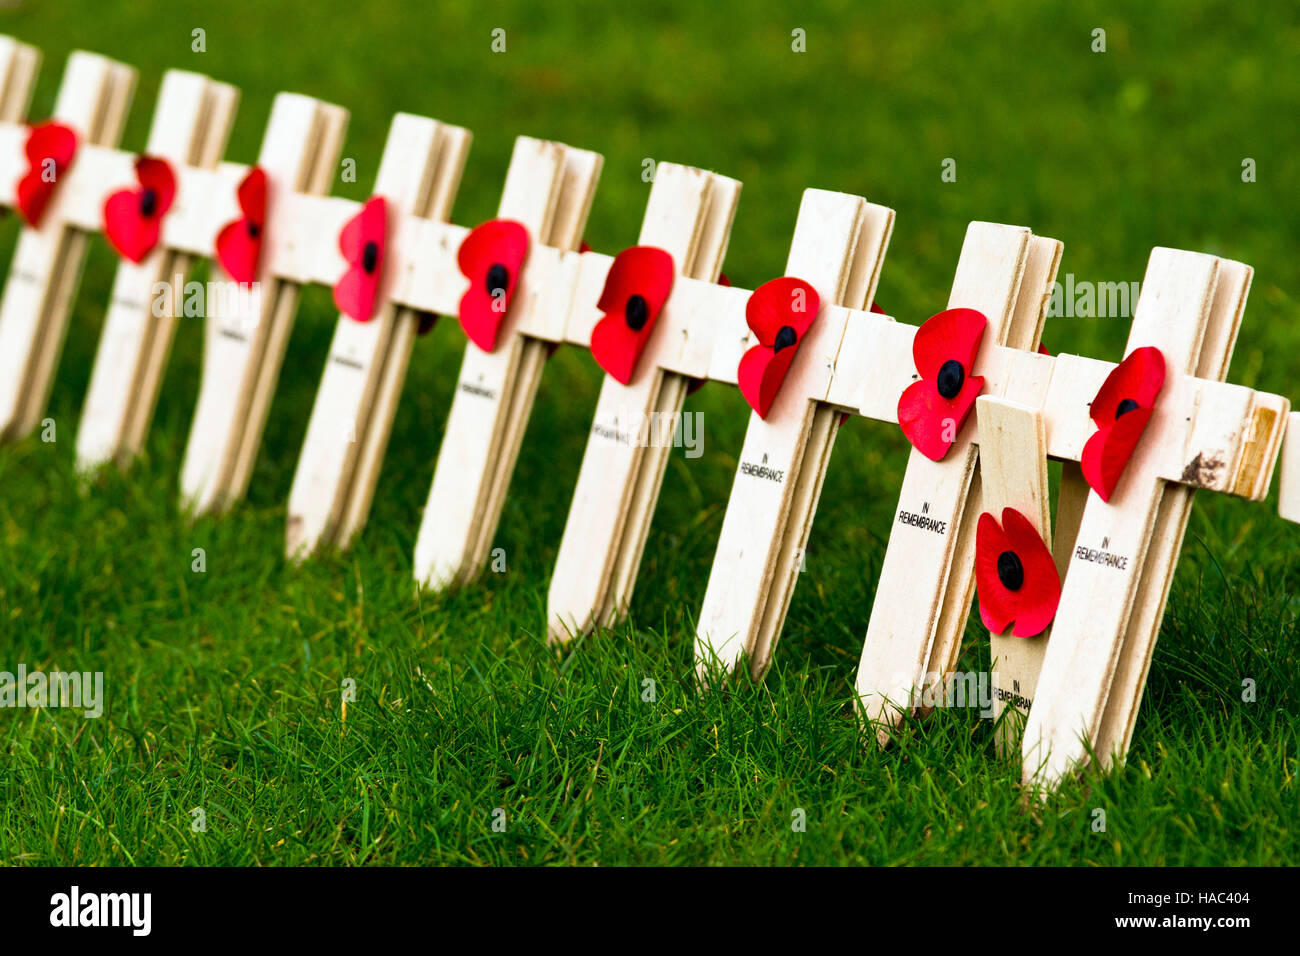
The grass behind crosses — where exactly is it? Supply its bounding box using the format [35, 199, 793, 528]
[0, 0, 1297, 864]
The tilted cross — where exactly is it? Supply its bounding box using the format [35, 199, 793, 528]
[409, 138, 603, 586]
[286, 135, 601, 558]
[691, 191, 894, 678]
[178, 97, 349, 513]
[543, 162, 741, 641]
[1020, 250, 1286, 790]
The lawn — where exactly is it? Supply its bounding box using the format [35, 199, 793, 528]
[0, 0, 1296, 865]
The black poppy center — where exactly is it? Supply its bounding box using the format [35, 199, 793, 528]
[246, 221, 261, 239]
[485, 262, 510, 299]
[1116, 397, 1140, 418]
[774, 325, 798, 353]
[139, 188, 158, 218]
[936, 359, 965, 399]
[996, 551, 1024, 591]
[362, 241, 379, 274]
[625, 293, 649, 331]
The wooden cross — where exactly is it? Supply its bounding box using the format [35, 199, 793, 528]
[407, 138, 603, 586]
[1021, 250, 1287, 791]
[0, 45, 136, 441]
[71, 71, 240, 471]
[178, 96, 349, 513]
[542, 162, 740, 640]
[691, 192, 894, 677]
[284, 135, 602, 557]
[851, 224, 1062, 740]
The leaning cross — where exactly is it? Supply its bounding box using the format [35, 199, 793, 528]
[72, 70, 240, 471]
[1022, 249, 1287, 791]
[543, 162, 741, 641]
[409, 138, 603, 585]
[839, 247, 1283, 772]
[693, 190, 894, 679]
[178, 95, 349, 513]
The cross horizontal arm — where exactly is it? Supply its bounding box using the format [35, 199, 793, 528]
[850, 317, 1285, 498]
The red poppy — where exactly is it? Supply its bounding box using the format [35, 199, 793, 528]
[1080, 345, 1166, 501]
[102, 155, 176, 263]
[896, 307, 987, 461]
[333, 196, 387, 322]
[736, 277, 821, 418]
[456, 218, 529, 352]
[215, 166, 267, 284]
[976, 507, 1061, 637]
[589, 246, 674, 384]
[1038, 343, 1051, 356]
[17, 121, 78, 227]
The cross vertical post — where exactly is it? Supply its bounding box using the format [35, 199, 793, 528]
[974, 394, 1051, 753]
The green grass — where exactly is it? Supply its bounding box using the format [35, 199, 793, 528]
[1, 0, 1298, 865]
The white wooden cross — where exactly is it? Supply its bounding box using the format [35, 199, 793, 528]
[0, 43, 136, 441]
[284, 135, 602, 558]
[694, 223, 1057, 682]
[1020, 250, 1287, 791]
[405, 138, 603, 584]
[50, 71, 239, 472]
[541, 162, 741, 640]
[838, 248, 1284, 778]
[690, 193, 894, 678]
[177, 97, 349, 513]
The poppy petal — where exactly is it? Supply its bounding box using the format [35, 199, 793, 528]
[103, 189, 161, 263]
[17, 121, 78, 227]
[744, 276, 820, 345]
[912, 307, 987, 380]
[134, 156, 176, 213]
[897, 373, 984, 461]
[1090, 346, 1165, 425]
[215, 167, 267, 284]
[975, 511, 1016, 633]
[236, 166, 267, 221]
[332, 196, 387, 322]
[1080, 405, 1154, 502]
[738, 341, 799, 419]
[999, 507, 1061, 637]
[456, 218, 529, 352]
[589, 246, 675, 384]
